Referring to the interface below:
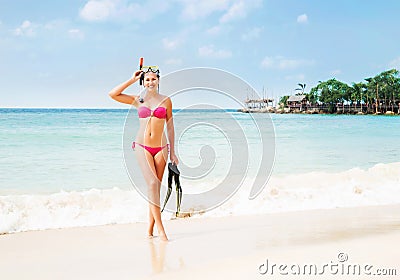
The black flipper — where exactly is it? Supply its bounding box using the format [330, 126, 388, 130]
[162, 163, 182, 215]
[161, 166, 173, 212]
[175, 172, 182, 216]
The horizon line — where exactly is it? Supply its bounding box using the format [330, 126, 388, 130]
[0, 106, 240, 110]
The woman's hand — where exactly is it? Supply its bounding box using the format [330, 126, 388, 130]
[131, 70, 143, 83]
[170, 153, 179, 165]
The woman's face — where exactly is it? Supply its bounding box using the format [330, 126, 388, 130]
[144, 72, 159, 90]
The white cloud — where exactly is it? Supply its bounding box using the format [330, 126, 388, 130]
[198, 45, 232, 59]
[261, 56, 315, 70]
[206, 25, 222, 35]
[389, 57, 400, 69]
[261, 56, 275, 68]
[206, 25, 234, 36]
[79, 0, 170, 22]
[162, 38, 181, 50]
[241, 27, 262, 41]
[44, 20, 67, 30]
[123, 1, 170, 22]
[79, 0, 260, 23]
[13, 19, 79, 39]
[178, 0, 260, 23]
[68, 29, 85, 40]
[297, 14, 308, 24]
[331, 69, 341, 76]
[179, 0, 230, 20]
[14, 20, 36, 37]
[219, 0, 262, 23]
[220, 1, 245, 23]
[79, 0, 116, 21]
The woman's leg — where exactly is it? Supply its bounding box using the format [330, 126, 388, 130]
[135, 146, 168, 240]
[148, 205, 155, 237]
[152, 148, 168, 238]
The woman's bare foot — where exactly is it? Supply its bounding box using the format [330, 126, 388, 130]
[159, 231, 168, 242]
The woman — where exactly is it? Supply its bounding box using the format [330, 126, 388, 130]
[109, 67, 178, 241]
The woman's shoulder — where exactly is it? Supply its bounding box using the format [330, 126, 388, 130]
[158, 93, 169, 99]
[158, 94, 171, 104]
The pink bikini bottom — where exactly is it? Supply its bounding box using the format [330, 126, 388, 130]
[132, 142, 169, 157]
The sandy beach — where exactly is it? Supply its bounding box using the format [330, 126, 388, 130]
[1, 204, 399, 280]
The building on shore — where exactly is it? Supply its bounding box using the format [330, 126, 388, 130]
[239, 93, 399, 115]
[287, 95, 307, 111]
[239, 98, 274, 113]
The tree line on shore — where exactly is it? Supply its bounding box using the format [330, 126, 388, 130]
[280, 69, 400, 114]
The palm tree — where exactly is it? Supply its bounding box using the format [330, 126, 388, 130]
[365, 69, 399, 113]
[365, 77, 379, 113]
[350, 82, 366, 112]
[295, 83, 306, 95]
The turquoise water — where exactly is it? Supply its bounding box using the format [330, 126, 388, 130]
[0, 109, 127, 194]
[272, 113, 400, 174]
[1, 108, 399, 195]
[1, 108, 400, 233]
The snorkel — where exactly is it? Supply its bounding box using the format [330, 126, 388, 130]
[138, 57, 160, 103]
[139, 57, 144, 69]
[139, 57, 145, 103]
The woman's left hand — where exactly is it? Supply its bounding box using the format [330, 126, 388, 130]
[170, 153, 179, 165]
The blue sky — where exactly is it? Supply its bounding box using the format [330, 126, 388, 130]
[1, 0, 399, 108]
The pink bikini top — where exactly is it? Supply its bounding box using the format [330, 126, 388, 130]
[137, 106, 167, 119]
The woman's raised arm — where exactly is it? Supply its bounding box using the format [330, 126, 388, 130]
[108, 70, 142, 105]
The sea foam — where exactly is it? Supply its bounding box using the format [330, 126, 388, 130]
[0, 188, 147, 234]
[1, 162, 399, 234]
[203, 162, 400, 218]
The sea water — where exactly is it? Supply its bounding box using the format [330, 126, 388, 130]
[1, 108, 399, 233]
